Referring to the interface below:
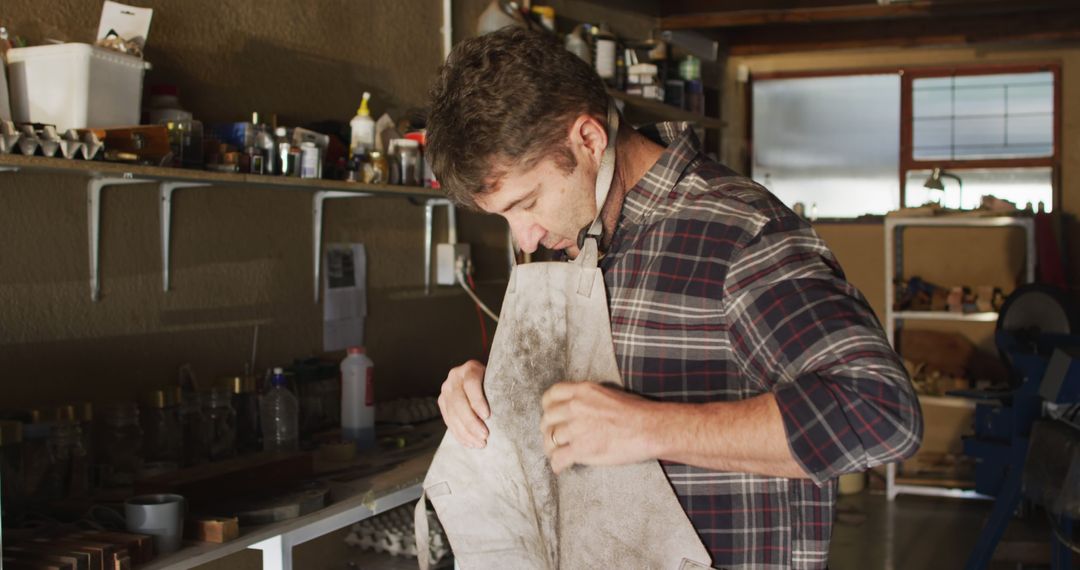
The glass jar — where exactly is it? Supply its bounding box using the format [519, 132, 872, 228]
[179, 390, 211, 466]
[138, 389, 182, 466]
[49, 406, 90, 498]
[70, 402, 97, 493]
[204, 387, 237, 461]
[0, 420, 24, 505]
[95, 402, 143, 488]
[367, 151, 388, 184]
[389, 139, 420, 186]
[21, 419, 56, 501]
[219, 376, 260, 454]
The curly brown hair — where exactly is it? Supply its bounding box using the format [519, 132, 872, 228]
[426, 27, 610, 209]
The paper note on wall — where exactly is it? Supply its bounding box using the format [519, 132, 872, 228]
[97, 1, 154, 49]
[323, 243, 367, 352]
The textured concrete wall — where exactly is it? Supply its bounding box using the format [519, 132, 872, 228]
[0, 0, 511, 411]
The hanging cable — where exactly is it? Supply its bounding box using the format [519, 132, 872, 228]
[456, 259, 499, 323]
[467, 272, 489, 355]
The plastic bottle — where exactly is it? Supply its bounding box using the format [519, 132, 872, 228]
[260, 368, 299, 452]
[349, 92, 375, 159]
[275, 127, 293, 176]
[340, 347, 375, 450]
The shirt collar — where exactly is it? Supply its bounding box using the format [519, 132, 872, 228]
[617, 122, 702, 228]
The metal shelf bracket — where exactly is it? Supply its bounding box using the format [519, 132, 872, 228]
[87, 175, 148, 302]
[313, 190, 370, 302]
[424, 198, 457, 295]
[159, 182, 211, 292]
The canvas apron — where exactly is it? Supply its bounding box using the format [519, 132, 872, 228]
[415, 105, 711, 570]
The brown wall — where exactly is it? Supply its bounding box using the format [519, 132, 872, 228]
[0, 0, 514, 413]
[722, 42, 1080, 351]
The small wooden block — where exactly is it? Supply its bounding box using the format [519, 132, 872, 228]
[70, 532, 152, 565]
[187, 516, 240, 543]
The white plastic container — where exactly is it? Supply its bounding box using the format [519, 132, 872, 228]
[5, 43, 151, 131]
[0, 59, 11, 121]
[341, 346, 375, 450]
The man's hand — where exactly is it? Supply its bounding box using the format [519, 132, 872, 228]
[539, 381, 657, 474]
[437, 360, 491, 448]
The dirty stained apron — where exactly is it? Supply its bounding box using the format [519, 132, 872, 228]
[415, 234, 711, 569]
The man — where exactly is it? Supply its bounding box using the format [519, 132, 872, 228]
[427, 27, 922, 569]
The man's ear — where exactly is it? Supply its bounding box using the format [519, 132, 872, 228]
[567, 114, 608, 167]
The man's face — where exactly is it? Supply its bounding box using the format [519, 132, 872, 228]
[475, 152, 599, 259]
[475, 114, 609, 259]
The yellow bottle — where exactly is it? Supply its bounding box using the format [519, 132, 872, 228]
[349, 92, 375, 159]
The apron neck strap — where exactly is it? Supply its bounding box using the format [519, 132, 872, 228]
[580, 101, 620, 246]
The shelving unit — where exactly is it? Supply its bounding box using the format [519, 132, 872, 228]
[0, 154, 443, 302]
[607, 88, 726, 130]
[882, 214, 1036, 501]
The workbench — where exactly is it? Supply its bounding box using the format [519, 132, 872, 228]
[141, 426, 441, 570]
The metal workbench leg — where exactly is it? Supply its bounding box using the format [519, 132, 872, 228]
[250, 534, 293, 570]
[1052, 515, 1073, 570]
[964, 439, 1028, 570]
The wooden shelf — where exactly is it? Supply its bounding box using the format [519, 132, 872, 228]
[608, 89, 726, 130]
[139, 422, 443, 570]
[0, 153, 444, 199]
[894, 310, 1000, 323]
[885, 214, 1034, 229]
[0, 152, 449, 302]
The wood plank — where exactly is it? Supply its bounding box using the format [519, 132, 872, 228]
[895, 475, 976, 489]
[660, 0, 1075, 29]
[661, 0, 867, 17]
[718, 9, 1080, 55]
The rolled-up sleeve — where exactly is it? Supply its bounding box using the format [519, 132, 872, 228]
[723, 220, 923, 485]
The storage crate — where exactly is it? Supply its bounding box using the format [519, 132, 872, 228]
[6, 43, 150, 130]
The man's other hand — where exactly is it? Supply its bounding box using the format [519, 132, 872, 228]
[540, 382, 656, 474]
[438, 360, 490, 448]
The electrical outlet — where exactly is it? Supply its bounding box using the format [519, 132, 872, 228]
[436, 243, 471, 286]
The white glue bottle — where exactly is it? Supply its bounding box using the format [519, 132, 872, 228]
[341, 346, 375, 449]
[348, 92, 375, 159]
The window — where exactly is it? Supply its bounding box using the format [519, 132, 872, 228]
[911, 73, 1054, 161]
[751, 65, 1059, 218]
[752, 74, 900, 218]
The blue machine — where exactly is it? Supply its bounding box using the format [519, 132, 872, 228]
[961, 285, 1080, 569]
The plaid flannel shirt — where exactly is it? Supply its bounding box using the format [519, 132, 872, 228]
[601, 123, 923, 569]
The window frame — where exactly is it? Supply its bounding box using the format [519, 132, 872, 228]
[747, 62, 1062, 218]
[899, 62, 1061, 209]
